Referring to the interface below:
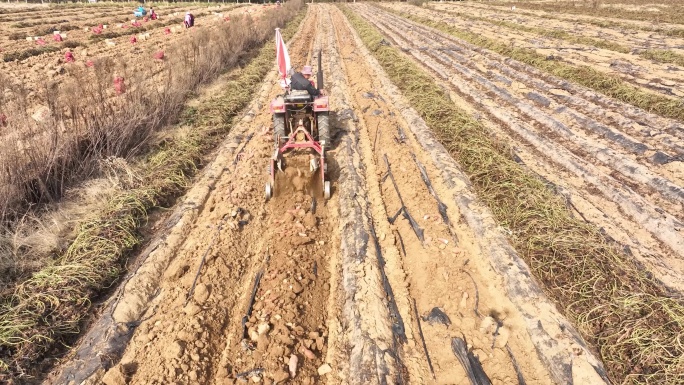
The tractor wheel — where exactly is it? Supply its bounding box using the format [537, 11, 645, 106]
[324, 181, 331, 200]
[265, 182, 273, 200]
[317, 112, 330, 146]
[273, 113, 285, 145]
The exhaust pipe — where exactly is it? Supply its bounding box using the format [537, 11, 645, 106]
[317, 49, 324, 91]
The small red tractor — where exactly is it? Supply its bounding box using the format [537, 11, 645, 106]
[266, 57, 331, 201]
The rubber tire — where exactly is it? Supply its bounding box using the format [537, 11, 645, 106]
[265, 182, 273, 201]
[273, 113, 285, 144]
[317, 112, 330, 146]
[324, 181, 331, 200]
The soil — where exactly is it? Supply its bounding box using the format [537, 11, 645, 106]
[0, 3, 266, 120]
[462, 1, 684, 33]
[389, 2, 684, 98]
[366, 2, 684, 294]
[430, 2, 684, 55]
[17, 2, 682, 385]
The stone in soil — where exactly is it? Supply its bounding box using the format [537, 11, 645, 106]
[317, 363, 332, 376]
[273, 369, 289, 383]
[164, 341, 184, 359]
[193, 283, 211, 303]
[288, 354, 298, 378]
[291, 281, 304, 294]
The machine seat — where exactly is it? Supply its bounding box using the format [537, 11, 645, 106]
[284, 90, 312, 103]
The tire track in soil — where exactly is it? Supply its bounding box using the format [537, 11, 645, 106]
[429, 2, 684, 54]
[333, 6, 609, 385]
[329, 3, 555, 384]
[209, 6, 340, 384]
[381, 4, 684, 151]
[352, 3, 684, 294]
[87, 7, 339, 385]
[386, 3, 684, 99]
[444, 1, 684, 37]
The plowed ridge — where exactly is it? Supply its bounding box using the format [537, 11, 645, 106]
[431, 2, 684, 54]
[452, 1, 684, 35]
[385, 3, 684, 99]
[355, 3, 684, 293]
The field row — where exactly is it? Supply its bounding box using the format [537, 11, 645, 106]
[0, 4, 192, 42]
[352, 2, 684, 383]
[476, 0, 684, 33]
[397, 3, 684, 101]
[2, 2, 684, 385]
[0, 4, 272, 272]
[0, 4, 243, 56]
[431, 2, 684, 52]
[0, 3, 258, 143]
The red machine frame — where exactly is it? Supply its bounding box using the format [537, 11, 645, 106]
[265, 93, 330, 200]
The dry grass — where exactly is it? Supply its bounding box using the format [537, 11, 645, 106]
[640, 48, 684, 67]
[491, 0, 684, 25]
[0, 7, 242, 222]
[2, 45, 60, 62]
[425, 4, 684, 71]
[462, 1, 684, 37]
[387, 7, 684, 122]
[0, 2, 305, 380]
[342, 4, 684, 384]
[429, 4, 631, 53]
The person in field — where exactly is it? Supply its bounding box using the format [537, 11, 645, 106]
[149, 7, 158, 20]
[290, 65, 324, 97]
[184, 12, 195, 28]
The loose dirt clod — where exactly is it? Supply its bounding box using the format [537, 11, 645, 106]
[101, 366, 126, 385]
[291, 281, 304, 294]
[273, 369, 289, 383]
[317, 363, 332, 376]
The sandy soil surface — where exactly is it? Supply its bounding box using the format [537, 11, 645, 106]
[386, 3, 684, 99]
[0, 3, 271, 175]
[0, 3, 257, 105]
[355, 3, 684, 294]
[456, 1, 684, 33]
[431, 2, 684, 54]
[43, 4, 610, 385]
